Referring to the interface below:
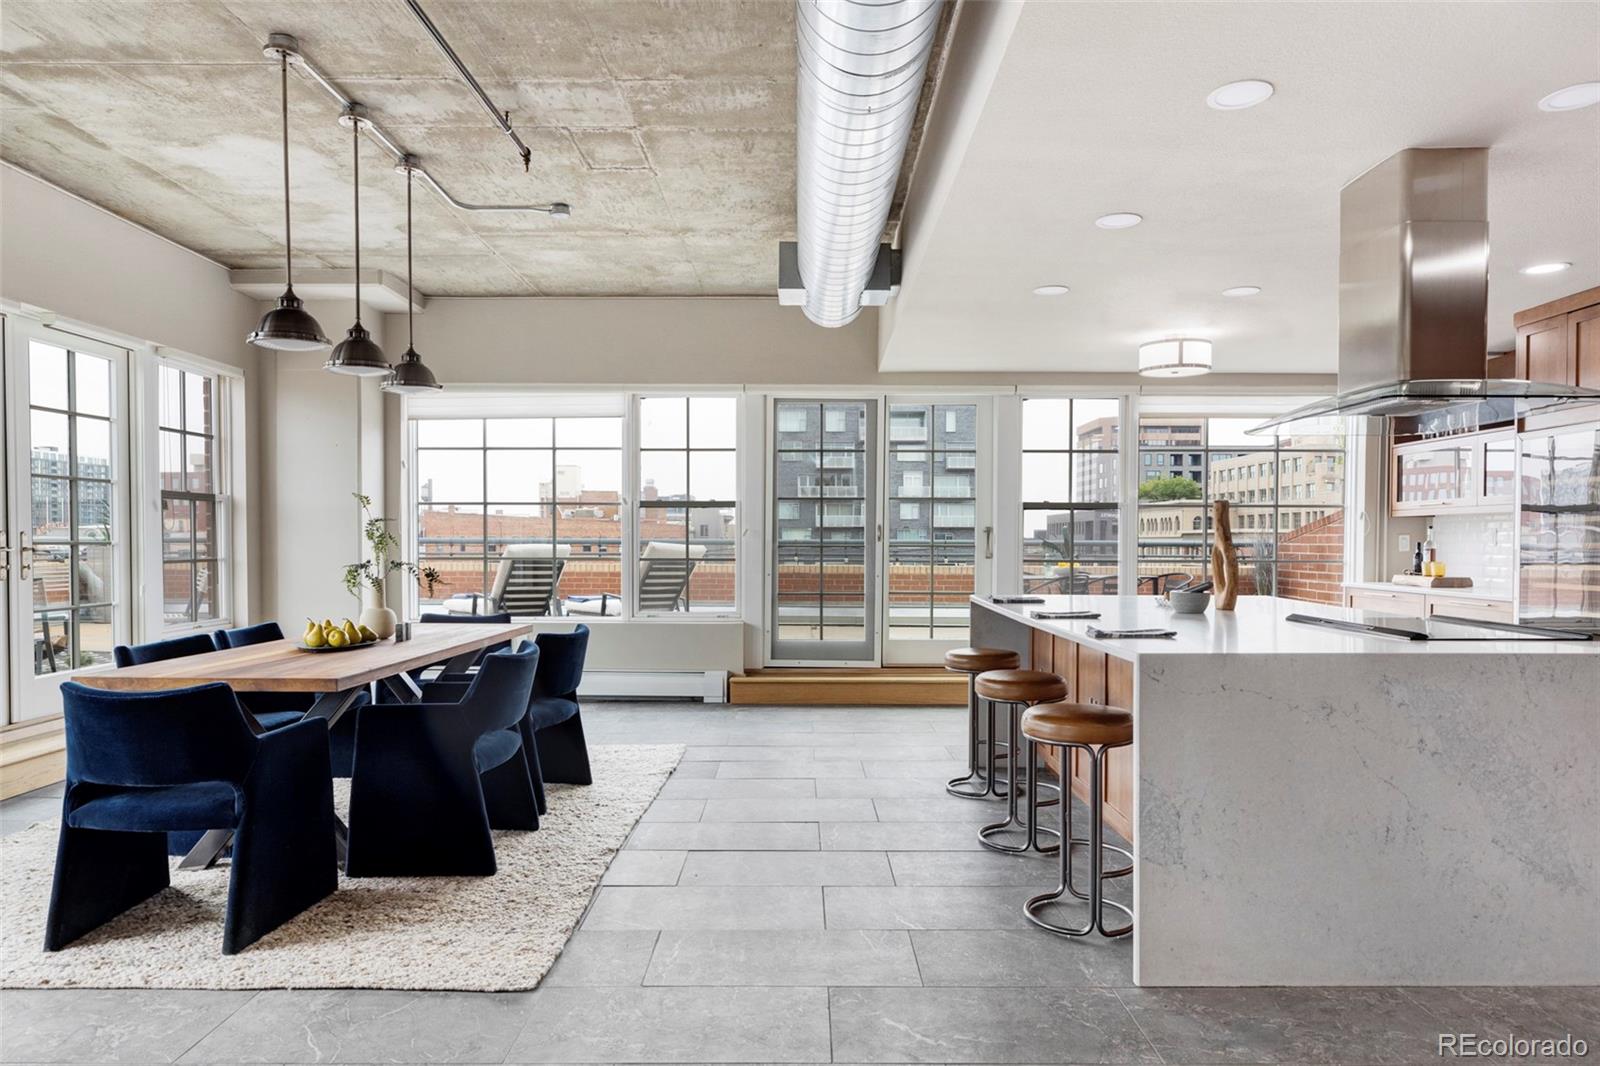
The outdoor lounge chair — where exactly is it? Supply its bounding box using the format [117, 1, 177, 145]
[564, 540, 705, 616]
[443, 543, 569, 617]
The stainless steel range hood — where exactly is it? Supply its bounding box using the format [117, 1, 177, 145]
[1254, 148, 1600, 433]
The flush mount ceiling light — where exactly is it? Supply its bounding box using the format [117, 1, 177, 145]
[1520, 261, 1572, 276]
[1032, 284, 1071, 296]
[1095, 212, 1143, 230]
[1207, 79, 1275, 110]
[1538, 82, 1600, 112]
[1222, 285, 1262, 297]
[326, 104, 391, 378]
[1139, 338, 1213, 378]
[383, 157, 443, 395]
[247, 39, 330, 352]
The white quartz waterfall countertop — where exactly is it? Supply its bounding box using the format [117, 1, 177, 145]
[971, 595, 1598, 658]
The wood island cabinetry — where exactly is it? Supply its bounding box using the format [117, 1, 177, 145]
[1028, 632, 1133, 842]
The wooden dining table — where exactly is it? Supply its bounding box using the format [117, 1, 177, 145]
[75, 622, 535, 868]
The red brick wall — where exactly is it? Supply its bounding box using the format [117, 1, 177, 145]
[1275, 510, 1345, 604]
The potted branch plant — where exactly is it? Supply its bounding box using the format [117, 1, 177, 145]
[343, 493, 441, 639]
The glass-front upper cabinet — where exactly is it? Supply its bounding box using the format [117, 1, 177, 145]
[1392, 442, 1474, 513]
[1391, 429, 1511, 516]
[1479, 432, 1516, 506]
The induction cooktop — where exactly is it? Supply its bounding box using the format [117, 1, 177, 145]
[1285, 613, 1593, 642]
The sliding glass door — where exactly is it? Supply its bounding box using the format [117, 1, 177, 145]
[770, 399, 878, 664]
[4, 323, 131, 722]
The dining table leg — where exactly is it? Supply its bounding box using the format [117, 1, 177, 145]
[176, 829, 237, 871]
[383, 672, 425, 703]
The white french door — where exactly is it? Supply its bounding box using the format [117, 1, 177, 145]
[4, 321, 132, 722]
[882, 396, 992, 665]
[769, 399, 880, 665]
[765, 394, 993, 668]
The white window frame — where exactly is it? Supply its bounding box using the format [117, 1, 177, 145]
[401, 388, 742, 623]
[147, 357, 236, 634]
[1014, 388, 1138, 595]
[633, 392, 742, 620]
[130, 349, 245, 640]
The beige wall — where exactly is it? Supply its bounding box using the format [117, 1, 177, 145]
[0, 165, 265, 618]
[256, 299, 386, 628]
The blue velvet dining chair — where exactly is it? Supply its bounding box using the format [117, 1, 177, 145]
[112, 633, 217, 669]
[46, 682, 337, 955]
[114, 632, 244, 855]
[343, 645, 541, 877]
[521, 625, 593, 815]
[213, 621, 364, 775]
[213, 622, 311, 731]
[418, 609, 513, 671]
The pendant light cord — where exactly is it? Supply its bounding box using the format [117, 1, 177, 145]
[280, 53, 292, 288]
[407, 165, 415, 351]
[352, 117, 361, 326]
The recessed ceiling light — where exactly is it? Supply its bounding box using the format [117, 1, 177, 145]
[1221, 285, 1262, 297]
[1032, 284, 1070, 296]
[1538, 82, 1600, 112]
[1095, 212, 1143, 230]
[1207, 79, 1275, 111]
[1520, 261, 1572, 276]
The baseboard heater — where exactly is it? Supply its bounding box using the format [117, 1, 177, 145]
[578, 670, 728, 703]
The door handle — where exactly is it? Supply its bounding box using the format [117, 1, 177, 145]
[876, 523, 883, 544]
[983, 525, 994, 560]
[0, 531, 9, 580]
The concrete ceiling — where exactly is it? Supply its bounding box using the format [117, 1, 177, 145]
[882, 1, 1600, 374]
[0, 0, 797, 296]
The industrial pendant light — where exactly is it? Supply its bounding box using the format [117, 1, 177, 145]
[325, 104, 390, 377]
[247, 40, 330, 351]
[382, 157, 442, 394]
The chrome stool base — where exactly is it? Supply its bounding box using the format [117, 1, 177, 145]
[976, 698, 1060, 855]
[1025, 890, 1133, 938]
[1024, 740, 1133, 938]
[947, 670, 1012, 800]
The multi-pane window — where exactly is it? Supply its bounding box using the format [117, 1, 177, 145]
[158, 364, 222, 626]
[1135, 416, 1344, 600]
[637, 396, 738, 615]
[1021, 398, 1120, 594]
[415, 415, 624, 615]
[887, 403, 977, 641]
[28, 340, 118, 668]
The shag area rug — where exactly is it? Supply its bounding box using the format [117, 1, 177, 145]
[0, 744, 682, 991]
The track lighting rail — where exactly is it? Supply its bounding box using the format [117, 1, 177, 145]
[263, 32, 570, 218]
[403, 0, 533, 173]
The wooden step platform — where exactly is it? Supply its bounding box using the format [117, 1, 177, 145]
[728, 667, 966, 707]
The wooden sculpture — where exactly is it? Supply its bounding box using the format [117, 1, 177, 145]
[1211, 499, 1240, 611]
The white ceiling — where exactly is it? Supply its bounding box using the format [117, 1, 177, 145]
[881, 1, 1600, 375]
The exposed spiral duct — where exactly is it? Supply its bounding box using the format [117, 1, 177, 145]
[795, 0, 943, 327]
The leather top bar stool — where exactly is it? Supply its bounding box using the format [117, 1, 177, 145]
[1019, 700, 1134, 938]
[943, 647, 1021, 799]
[974, 669, 1066, 854]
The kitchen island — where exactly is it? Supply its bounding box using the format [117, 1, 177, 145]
[970, 595, 1599, 986]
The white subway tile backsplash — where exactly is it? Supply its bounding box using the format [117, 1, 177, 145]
[1429, 512, 1513, 596]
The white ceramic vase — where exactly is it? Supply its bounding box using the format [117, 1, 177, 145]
[360, 586, 398, 640]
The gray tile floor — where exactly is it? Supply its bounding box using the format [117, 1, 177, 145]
[2, 702, 1595, 1064]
